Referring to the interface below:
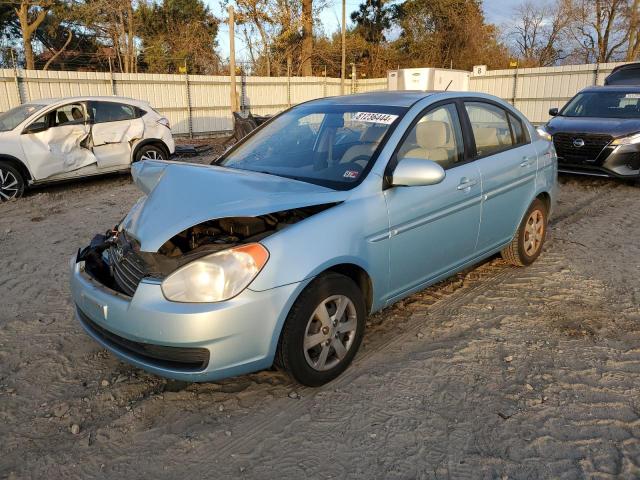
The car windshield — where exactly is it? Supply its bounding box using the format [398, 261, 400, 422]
[216, 104, 406, 190]
[561, 91, 640, 119]
[0, 104, 46, 132]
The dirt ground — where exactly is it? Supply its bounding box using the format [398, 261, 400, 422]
[1, 155, 640, 479]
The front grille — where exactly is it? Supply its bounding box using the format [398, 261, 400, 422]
[78, 309, 210, 371]
[553, 133, 613, 165]
[107, 233, 148, 296]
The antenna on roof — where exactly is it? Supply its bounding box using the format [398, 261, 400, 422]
[445, 80, 453, 91]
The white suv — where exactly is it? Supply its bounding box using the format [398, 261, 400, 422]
[0, 96, 175, 200]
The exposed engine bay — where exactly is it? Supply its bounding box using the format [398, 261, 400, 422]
[78, 203, 337, 297]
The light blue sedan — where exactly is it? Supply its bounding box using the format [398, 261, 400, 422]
[71, 91, 557, 386]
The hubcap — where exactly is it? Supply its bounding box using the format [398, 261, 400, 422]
[140, 150, 164, 161]
[0, 168, 19, 200]
[303, 295, 357, 371]
[524, 209, 545, 256]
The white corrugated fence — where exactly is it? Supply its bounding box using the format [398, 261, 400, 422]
[469, 62, 625, 123]
[0, 62, 628, 135]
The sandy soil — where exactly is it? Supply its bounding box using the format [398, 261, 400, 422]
[1, 158, 639, 479]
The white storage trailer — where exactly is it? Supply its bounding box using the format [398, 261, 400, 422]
[387, 68, 470, 91]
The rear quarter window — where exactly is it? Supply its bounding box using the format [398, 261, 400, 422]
[91, 102, 139, 123]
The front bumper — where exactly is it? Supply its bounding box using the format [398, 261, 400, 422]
[558, 143, 640, 179]
[70, 256, 301, 382]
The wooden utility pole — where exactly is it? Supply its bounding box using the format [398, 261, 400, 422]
[228, 5, 238, 112]
[341, 0, 346, 95]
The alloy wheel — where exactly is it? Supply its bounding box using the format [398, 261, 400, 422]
[303, 295, 358, 371]
[140, 150, 164, 161]
[0, 167, 20, 200]
[524, 209, 545, 256]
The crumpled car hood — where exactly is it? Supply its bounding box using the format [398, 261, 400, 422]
[124, 160, 349, 252]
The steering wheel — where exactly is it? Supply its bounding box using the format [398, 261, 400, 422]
[345, 155, 370, 168]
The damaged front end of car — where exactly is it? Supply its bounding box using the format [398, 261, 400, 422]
[77, 204, 338, 299]
[75, 160, 348, 299]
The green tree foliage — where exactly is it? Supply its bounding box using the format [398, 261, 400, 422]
[137, 0, 220, 74]
[350, 0, 392, 43]
[393, 0, 508, 70]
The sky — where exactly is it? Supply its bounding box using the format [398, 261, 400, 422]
[212, 0, 522, 63]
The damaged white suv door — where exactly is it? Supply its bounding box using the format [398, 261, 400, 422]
[20, 102, 97, 180]
[88, 101, 146, 169]
[0, 96, 175, 200]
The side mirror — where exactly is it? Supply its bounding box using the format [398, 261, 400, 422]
[22, 122, 48, 134]
[391, 158, 445, 187]
[548, 108, 559, 117]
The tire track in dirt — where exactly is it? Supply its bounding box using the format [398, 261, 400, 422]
[2, 177, 640, 479]
[179, 182, 622, 459]
[46, 181, 633, 479]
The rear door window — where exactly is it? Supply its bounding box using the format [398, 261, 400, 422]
[464, 102, 514, 157]
[508, 113, 528, 145]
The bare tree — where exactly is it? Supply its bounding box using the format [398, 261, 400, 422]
[300, 0, 312, 75]
[234, 0, 273, 75]
[626, 0, 640, 60]
[15, 0, 54, 69]
[76, 0, 137, 72]
[567, 0, 630, 63]
[43, 28, 72, 70]
[509, 1, 572, 66]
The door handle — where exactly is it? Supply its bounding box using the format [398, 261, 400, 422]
[520, 157, 534, 167]
[457, 179, 478, 190]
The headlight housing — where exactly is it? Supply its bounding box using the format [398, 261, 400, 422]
[161, 243, 269, 303]
[611, 132, 640, 146]
[536, 125, 552, 142]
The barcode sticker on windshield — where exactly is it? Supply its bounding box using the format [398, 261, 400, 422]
[353, 112, 398, 124]
[625, 93, 640, 99]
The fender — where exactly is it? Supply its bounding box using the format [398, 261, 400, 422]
[131, 139, 171, 163]
[0, 154, 33, 184]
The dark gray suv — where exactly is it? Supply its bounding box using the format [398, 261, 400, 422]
[543, 86, 640, 181]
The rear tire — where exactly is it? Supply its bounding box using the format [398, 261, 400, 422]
[501, 198, 548, 266]
[135, 144, 166, 163]
[0, 161, 25, 201]
[275, 273, 366, 387]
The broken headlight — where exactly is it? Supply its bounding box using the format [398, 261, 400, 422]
[161, 243, 269, 303]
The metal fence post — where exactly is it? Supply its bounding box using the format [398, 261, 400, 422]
[323, 65, 327, 97]
[512, 67, 519, 107]
[108, 57, 116, 95]
[10, 50, 23, 105]
[287, 63, 292, 108]
[351, 63, 357, 94]
[184, 66, 193, 138]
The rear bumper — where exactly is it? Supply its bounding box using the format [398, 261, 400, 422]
[70, 256, 301, 382]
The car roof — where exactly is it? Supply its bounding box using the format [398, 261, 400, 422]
[308, 91, 438, 107]
[580, 85, 640, 93]
[609, 62, 640, 74]
[24, 96, 149, 107]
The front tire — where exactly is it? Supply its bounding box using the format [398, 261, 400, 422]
[276, 273, 366, 387]
[501, 198, 548, 266]
[135, 144, 166, 163]
[0, 161, 25, 201]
